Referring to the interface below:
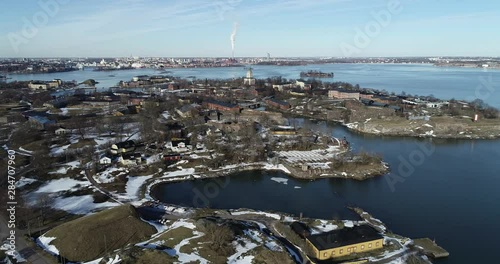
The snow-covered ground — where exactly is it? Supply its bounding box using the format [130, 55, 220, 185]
[52, 195, 119, 214]
[124, 175, 153, 200]
[36, 235, 59, 255]
[35, 178, 90, 193]
[343, 220, 355, 228]
[137, 219, 209, 263]
[227, 238, 258, 263]
[162, 167, 195, 178]
[94, 137, 116, 147]
[50, 144, 71, 156]
[49, 161, 80, 175]
[94, 167, 128, 184]
[277, 146, 340, 163]
[231, 210, 281, 220]
[15, 177, 37, 188]
[311, 220, 339, 234]
[263, 163, 291, 174]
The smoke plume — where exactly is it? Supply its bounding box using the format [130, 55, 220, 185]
[230, 22, 239, 58]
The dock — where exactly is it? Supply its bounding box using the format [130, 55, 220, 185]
[413, 238, 449, 258]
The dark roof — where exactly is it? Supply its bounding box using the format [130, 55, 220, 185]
[115, 140, 135, 149]
[306, 225, 383, 251]
[178, 104, 200, 113]
[331, 88, 360, 94]
[122, 152, 142, 160]
[372, 95, 399, 101]
[166, 122, 184, 130]
[23, 110, 50, 117]
[267, 98, 290, 106]
[204, 99, 239, 108]
[29, 116, 56, 125]
[291, 222, 311, 237]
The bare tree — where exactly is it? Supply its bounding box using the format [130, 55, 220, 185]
[37, 193, 54, 225]
[202, 222, 235, 255]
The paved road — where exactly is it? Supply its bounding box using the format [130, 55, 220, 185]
[1, 146, 52, 263]
[0, 213, 52, 264]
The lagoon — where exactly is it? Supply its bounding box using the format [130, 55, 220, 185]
[152, 119, 500, 264]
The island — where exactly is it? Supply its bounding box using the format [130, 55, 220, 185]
[3, 70, 490, 263]
[300, 70, 334, 78]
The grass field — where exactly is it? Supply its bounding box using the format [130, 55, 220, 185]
[45, 204, 156, 262]
[151, 226, 194, 248]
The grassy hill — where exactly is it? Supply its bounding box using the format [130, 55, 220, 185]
[46, 204, 156, 262]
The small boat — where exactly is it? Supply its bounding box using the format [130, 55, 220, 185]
[108, 74, 116, 77]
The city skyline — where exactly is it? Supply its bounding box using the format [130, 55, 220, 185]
[1, 0, 500, 58]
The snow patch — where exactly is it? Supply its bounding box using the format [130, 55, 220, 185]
[231, 210, 281, 220]
[263, 163, 291, 174]
[125, 175, 153, 200]
[344, 220, 354, 228]
[36, 235, 59, 255]
[227, 238, 258, 263]
[162, 168, 195, 178]
[52, 195, 119, 214]
[35, 178, 90, 193]
[15, 177, 37, 188]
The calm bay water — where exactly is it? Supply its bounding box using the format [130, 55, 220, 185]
[6, 63, 500, 108]
[152, 119, 500, 264]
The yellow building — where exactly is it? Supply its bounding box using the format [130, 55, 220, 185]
[306, 225, 384, 261]
[270, 126, 297, 136]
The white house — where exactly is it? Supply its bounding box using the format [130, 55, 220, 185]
[55, 127, 68, 135]
[117, 155, 141, 166]
[172, 142, 190, 153]
[99, 157, 112, 165]
[425, 101, 449, 109]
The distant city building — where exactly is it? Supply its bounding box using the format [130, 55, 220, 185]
[295, 79, 312, 90]
[28, 79, 61, 90]
[28, 81, 49, 90]
[272, 83, 293, 91]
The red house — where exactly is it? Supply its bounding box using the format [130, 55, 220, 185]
[265, 98, 291, 110]
[203, 99, 240, 112]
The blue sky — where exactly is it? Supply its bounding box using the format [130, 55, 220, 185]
[1, 0, 499, 57]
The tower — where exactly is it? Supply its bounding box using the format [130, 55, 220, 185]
[244, 68, 256, 86]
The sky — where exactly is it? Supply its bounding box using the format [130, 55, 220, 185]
[0, 0, 499, 58]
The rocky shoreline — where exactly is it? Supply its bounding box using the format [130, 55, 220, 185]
[344, 119, 500, 140]
[145, 161, 389, 202]
[288, 112, 500, 140]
